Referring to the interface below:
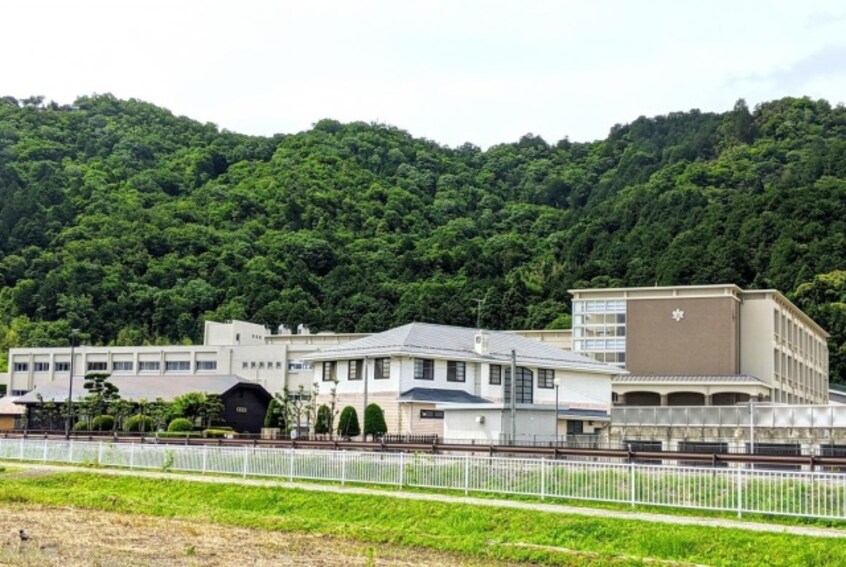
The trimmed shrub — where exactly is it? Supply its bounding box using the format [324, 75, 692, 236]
[90, 415, 115, 431]
[167, 417, 194, 432]
[203, 429, 231, 438]
[156, 431, 201, 438]
[73, 421, 90, 432]
[124, 414, 156, 433]
[337, 406, 360, 438]
[315, 404, 331, 434]
[364, 403, 388, 438]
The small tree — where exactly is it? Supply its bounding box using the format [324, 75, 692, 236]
[264, 397, 282, 428]
[168, 417, 194, 432]
[327, 378, 340, 439]
[315, 404, 331, 435]
[200, 394, 225, 428]
[364, 403, 388, 439]
[171, 392, 205, 425]
[83, 373, 120, 417]
[337, 406, 360, 438]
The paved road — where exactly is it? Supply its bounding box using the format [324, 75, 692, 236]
[7, 462, 846, 539]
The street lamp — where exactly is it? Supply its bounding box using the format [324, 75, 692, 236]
[65, 328, 80, 438]
[553, 376, 562, 445]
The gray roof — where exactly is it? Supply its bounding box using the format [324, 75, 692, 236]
[398, 387, 490, 404]
[0, 397, 26, 415]
[612, 374, 764, 384]
[303, 322, 619, 375]
[14, 375, 267, 405]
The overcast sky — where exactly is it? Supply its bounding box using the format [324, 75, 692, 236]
[3, 1, 846, 148]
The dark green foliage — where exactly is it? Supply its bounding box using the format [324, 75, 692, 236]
[337, 406, 360, 437]
[167, 417, 194, 432]
[82, 373, 120, 418]
[73, 421, 90, 431]
[0, 94, 845, 382]
[123, 414, 156, 433]
[315, 404, 331, 434]
[90, 415, 114, 431]
[363, 403, 387, 437]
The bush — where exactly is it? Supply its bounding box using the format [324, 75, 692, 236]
[203, 429, 231, 438]
[167, 418, 194, 432]
[73, 421, 90, 432]
[337, 406, 360, 437]
[90, 415, 115, 431]
[364, 403, 388, 437]
[315, 404, 331, 434]
[156, 431, 201, 438]
[124, 414, 156, 433]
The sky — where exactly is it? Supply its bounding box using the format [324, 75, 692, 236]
[2, 0, 846, 148]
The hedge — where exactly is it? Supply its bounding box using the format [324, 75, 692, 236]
[167, 418, 194, 432]
[90, 415, 115, 431]
[124, 414, 156, 433]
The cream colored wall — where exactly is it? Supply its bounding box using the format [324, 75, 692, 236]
[740, 295, 774, 390]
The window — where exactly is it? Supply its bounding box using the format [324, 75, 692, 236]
[165, 361, 190, 372]
[288, 360, 313, 371]
[33, 362, 50, 372]
[374, 358, 391, 380]
[13, 362, 28, 372]
[348, 359, 363, 380]
[414, 358, 434, 381]
[196, 360, 217, 371]
[112, 361, 133, 372]
[55, 362, 70, 372]
[447, 361, 466, 382]
[420, 409, 444, 419]
[503, 367, 534, 404]
[87, 362, 107, 371]
[11, 390, 29, 397]
[259, 362, 265, 369]
[538, 369, 555, 389]
[276, 361, 282, 369]
[242, 362, 248, 369]
[489, 365, 502, 385]
[322, 361, 337, 382]
[139, 361, 160, 372]
[567, 420, 584, 435]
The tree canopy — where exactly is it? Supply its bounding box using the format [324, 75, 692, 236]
[1, 94, 845, 382]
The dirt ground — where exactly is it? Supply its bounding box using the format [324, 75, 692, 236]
[0, 504, 511, 567]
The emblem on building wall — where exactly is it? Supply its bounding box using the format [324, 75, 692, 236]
[672, 309, 685, 322]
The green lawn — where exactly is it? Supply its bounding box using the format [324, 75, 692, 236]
[0, 470, 842, 566]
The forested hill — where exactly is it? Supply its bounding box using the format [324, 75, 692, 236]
[0, 94, 845, 382]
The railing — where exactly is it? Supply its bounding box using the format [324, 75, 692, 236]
[2, 438, 846, 520]
[612, 405, 846, 428]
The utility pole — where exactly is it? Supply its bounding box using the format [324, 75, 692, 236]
[510, 349, 517, 444]
[472, 298, 485, 329]
[362, 357, 369, 441]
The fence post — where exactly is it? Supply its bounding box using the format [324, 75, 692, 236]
[19, 437, 24, 461]
[540, 458, 546, 501]
[288, 448, 294, 481]
[399, 451, 405, 487]
[736, 467, 743, 518]
[464, 454, 470, 496]
[98, 441, 104, 466]
[341, 451, 347, 485]
[629, 461, 636, 508]
[243, 445, 249, 479]
[202, 445, 208, 475]
[42, 439, 48, 463]
[129, 442, 135, 470]
[68, 440, 73, 464]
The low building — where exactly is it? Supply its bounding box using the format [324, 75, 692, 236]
[304, 322, 619, 442]
[0, 397, 25, 430]
[14, 374, 272, 433]
[570, 285, 830, 405]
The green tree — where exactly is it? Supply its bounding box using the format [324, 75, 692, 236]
[315, 404, 331, 435]
[337, 406, 360, 438]
[363, 403, 387, 439]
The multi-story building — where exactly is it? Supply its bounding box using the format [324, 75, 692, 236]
[3, 320, 365, 397]
[569, 285, 830, 405]
[304, 322, 619, 441]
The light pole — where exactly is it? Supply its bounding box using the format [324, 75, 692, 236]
[65, 328, 80, 438]
[553, 377, 561, 445]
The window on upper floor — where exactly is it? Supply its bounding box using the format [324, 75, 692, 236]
[196, 360, 217, 371]
[322, 361, 337, 382]
[33, 362, 50, 372]
[87, 362, 107, 372]
[348, 359, 363, 381]
[374, 358, 391, 380]
[55, 362, 70, 372]
[447, 361, 466, 382]
[538, 369, 555, 389]
[139, 361, 160, 372]
[414, 358, 434, 381]
[13, 362, 28, 372]
[489, 364, 502, 385]
[165, 361, 190, 372]
[112, 361, 133, 372]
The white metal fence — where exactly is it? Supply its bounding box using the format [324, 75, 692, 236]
[2, 438, 846, 520]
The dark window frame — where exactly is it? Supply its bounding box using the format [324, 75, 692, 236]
[420, 409, 444, 419]
[322, 361, 337, 382]
[414, 358, 434, 381]
[374, 358, 391, 380]
[538, 368, 555, 389]
[489, 364, 502, 385]
[447, 361, 466, 382]
[348, 359, 363, 381]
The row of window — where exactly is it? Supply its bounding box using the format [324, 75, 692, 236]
[489, 364, 555, 389]
[573, 300, 626, 313]
[322, 358, 392, 381]
[13, 360, 217, 373]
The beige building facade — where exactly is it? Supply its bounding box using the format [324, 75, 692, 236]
[570, 285, 829, 406]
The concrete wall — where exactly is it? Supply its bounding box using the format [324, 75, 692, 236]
[627, 297, 740, 375]
[740, 295, 775, 390]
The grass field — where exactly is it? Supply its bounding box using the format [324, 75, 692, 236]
[0, 469, 843, 566]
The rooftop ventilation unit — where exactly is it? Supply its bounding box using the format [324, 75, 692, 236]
[474, 331, 490, 356]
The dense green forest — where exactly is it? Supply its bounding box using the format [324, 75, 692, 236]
[0, 95, 844, 382]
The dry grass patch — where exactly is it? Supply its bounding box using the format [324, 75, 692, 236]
[0, 504, 512, 566]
